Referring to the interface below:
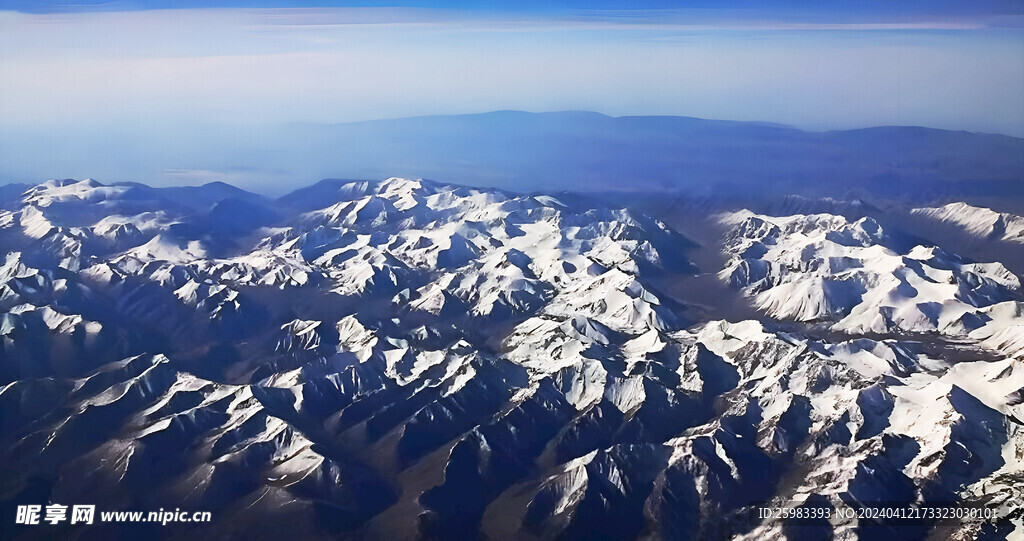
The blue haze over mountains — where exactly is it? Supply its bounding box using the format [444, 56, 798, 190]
[3, 111, 1022, 204]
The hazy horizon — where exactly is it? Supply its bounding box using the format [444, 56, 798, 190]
[2, 110, 1021, 203]
[1, 0, 1022, 192]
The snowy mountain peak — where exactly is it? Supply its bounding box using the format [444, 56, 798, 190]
[913, 202, 1024, 244]
[721, 210, 1022, 335]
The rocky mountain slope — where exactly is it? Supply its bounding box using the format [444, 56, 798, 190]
[1, 178, 1022, 540]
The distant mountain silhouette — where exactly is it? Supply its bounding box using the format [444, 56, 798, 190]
[2, 111, 1021, 203]
[279, 111, 1024, 201]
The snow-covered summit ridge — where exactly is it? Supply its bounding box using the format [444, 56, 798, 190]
[721, 211, 1023, 340]
[912, 202, 1024, 244]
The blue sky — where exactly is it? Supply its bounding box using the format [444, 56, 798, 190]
[3, 0, 1022, 15]
[0, 0, 1022, 188]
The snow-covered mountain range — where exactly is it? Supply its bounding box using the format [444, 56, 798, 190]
[1, 177, 1023, 540]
